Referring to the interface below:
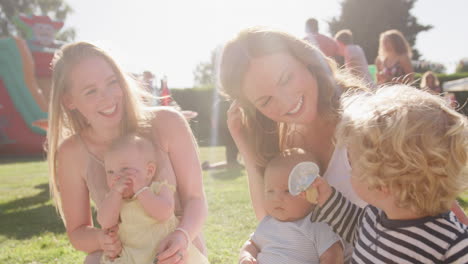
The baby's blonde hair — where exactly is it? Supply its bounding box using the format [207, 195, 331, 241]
[337, 85, 468, 216]
[106, 133, 157, 163]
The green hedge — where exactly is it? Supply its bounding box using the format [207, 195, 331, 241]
[171, 87, 217, 146]
[413, 72, 468, 88]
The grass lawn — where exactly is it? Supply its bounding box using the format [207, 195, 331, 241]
[0, 146, 467, 263]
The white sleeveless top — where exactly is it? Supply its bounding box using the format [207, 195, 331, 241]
[322, 146, 366, 208]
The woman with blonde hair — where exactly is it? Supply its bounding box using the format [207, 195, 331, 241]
[47, 42, 207, 264]
[375, 29, 414, 84]
[420, 71, 442, 94]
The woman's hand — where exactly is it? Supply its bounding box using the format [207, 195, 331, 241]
[239, 255, 257, 264]
[98, 225, 122, 260]
[155, 231, 188, 264]
[227, 100, 248, 149]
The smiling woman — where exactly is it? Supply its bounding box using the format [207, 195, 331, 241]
[219, 27, 368, 262]
[46, 42, 208, 264]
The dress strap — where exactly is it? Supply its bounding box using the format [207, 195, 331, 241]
[77, 134, 105, 167]
[153, 179, 176, 193]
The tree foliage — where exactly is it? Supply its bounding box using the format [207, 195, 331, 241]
[0, 0, 75, 41]
[193, 49, 220, 88]
[328, 0, 431, 62]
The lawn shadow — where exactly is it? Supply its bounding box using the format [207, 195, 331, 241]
[0, 155, 45, 165]
[0, 183, 65, 239]
[209, 167, 243, 181]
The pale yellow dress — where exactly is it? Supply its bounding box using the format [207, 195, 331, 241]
[101, 181, 209, 264]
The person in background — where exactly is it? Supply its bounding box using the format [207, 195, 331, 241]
[142, 70, 159, 106]
[304, 18, 340, 61]
[334, 29, 373, 85]
[420, 71, 442, 94]
[202, 98, 242, 171]
[375, 29, 414, 85]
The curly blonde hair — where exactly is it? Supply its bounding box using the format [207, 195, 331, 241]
[219, 27, 366, 169]
[337, 85, 468, 216]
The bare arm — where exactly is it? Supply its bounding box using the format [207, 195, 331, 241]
[57, 137, 119, 255]
[97, 189, 123, 229]
[319, 241, 344, 264]
[375, 57, 386, 84]
[239, 239, 259, 264]
[227, 101, 267, 221]
[399, 55, 414, 83]
[132, 154, 175, 222]
[153, 108, 208, 242]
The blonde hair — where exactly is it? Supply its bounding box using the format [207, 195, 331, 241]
[106, 133, 157, 163]
[378, 29, 412, 58]
[337, 85, 468, 216]
[420, 71, 440, 89]
[47, 42, 153, 219]
[219, 27, 366, 169]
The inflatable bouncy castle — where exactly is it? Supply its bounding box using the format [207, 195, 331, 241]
[0, 15, 63, 156]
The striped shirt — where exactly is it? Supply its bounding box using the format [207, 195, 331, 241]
[313, 189, 468, 264]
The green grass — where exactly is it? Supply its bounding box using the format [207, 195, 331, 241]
[1, 147, 467, 263]
[0, 147, 256, 264]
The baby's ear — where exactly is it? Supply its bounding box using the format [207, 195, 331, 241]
[147, 162, 157, 178]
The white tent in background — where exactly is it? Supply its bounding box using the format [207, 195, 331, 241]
[443, 77, 468, 92]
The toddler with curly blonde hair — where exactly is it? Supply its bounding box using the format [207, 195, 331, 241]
[311, 85, 468, 263]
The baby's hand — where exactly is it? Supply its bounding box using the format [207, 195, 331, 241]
[239, 255, 257, 264]
[123, 168, 147, 192]
[311, 177, 333, 207]
[113, 175, 132, 195]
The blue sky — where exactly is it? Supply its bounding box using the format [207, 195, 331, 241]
[65, 0, 467, 88]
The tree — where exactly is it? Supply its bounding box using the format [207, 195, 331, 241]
[0, 0, 75, 41]
[328, 0, 431, 62]
[193, 49, 220, 88]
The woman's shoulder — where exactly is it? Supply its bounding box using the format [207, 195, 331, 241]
[149, 107, 190, 151]
[150, 107, 186, 126]
[57, 134, 88, 163]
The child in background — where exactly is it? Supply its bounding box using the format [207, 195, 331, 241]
[98, 134, 208, 264]
[311, 85, 468, 263]
[239, 148, 343, 264]
[420, 71, 442, 94]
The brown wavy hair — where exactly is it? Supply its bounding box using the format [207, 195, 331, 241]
[218, 27, 366, 169]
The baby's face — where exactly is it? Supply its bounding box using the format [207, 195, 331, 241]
[264, 165, 313, 222]
[104, 146, 150, 199]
